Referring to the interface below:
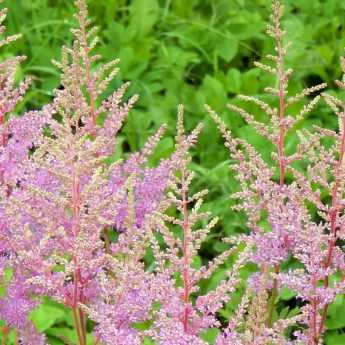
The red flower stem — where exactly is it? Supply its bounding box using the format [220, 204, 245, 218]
[71, 168, 86, 345]
[267, 25, 286, 327]
[310, 275, 319, 344]
[79, 13, 97, 130]
[181, 169, 191, 333]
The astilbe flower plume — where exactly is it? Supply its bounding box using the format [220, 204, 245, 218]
[141, 106, 251, 345]
[0, 1, 39, 275]
[85, 166, 171, 345]
[275, 55, 345, 344]
[83, 106, 229, 345]
[205, 0, 344, 343]
[0, 2, 48, 344]
[86, 251, 156, 345]
[204, 1, 344, 344]
[2, 0, 173, 343]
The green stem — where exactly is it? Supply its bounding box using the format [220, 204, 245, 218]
[72, 307, 85, 345]
[267, 265, 279, 327]
[14, 332, 18, 345]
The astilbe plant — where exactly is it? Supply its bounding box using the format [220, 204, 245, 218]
[207, 1, 344, 344]
[0, 2, 48, 343]
[82, 106, 248, 345]
[0, 0, 175, 344]
[0, 1, 37, 274]
[278, 56, 345, 344]
[143, 106, 251, 345]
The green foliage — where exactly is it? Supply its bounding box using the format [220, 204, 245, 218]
[1, 0, 345, 343]
[31, 303, 66, 332]
[326, 295, 345, 331]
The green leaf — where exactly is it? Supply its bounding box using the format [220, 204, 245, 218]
[213, 241, 229, 253]
[204, 268, 229, 295]
[317, 44, 334, 66]
[326, 295, 345, 330]
[192, 255, 202, 270]
[148, 136, 174, 164]
[279, 306, 290, 319]
[200, 328, 220, 344]
[279, 286, 297, 301]
[216, 34, 238, 62]
[226, 68, 242, 94]
[324, 331, 345, 345]
[129, 0, 159, 38]
[236, 125, 274, 163]
[47, 327, 94, 345]
[229, 18, 265, 40]
[143, 337, 156, 345]
[118, 46, 150, 80]
[31, 304, 66, 332]
[200, 75, 227, 110]
[132, 319, 153, 331]
[0, 268, 13, 297]
[241, 68, 261, 94]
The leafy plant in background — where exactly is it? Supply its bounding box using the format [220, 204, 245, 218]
[0, 0, 344, 345]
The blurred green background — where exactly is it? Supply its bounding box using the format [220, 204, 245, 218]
[1, 0, 345, 344]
